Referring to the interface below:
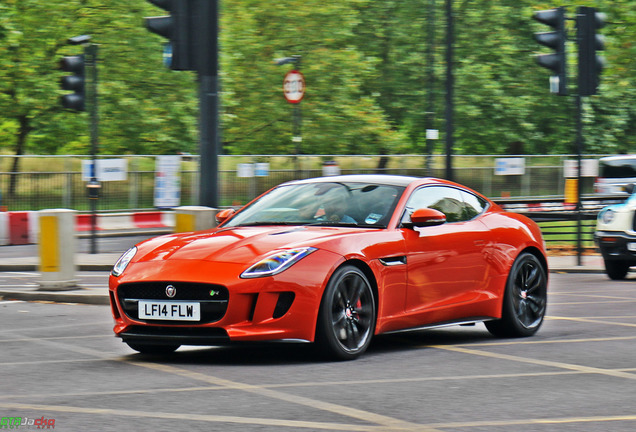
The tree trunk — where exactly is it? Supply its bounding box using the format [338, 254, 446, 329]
[8, 115, 30, 199]
[376, 154, 390, 174]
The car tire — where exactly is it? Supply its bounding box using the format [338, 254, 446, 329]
[315, 265, 376, 361]
[486, 252, 547, 338]
[125, 342, 180, 354]
[604, 259, 630, 280]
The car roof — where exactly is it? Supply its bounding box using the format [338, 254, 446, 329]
[283, 174, 424, 187]
[600, 155, 636, 162]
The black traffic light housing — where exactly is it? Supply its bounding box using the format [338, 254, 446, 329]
[577, 6, 606, 96]
[60, 55, 85, 111]
[533, 7, 568, 96]
[145, 0, 195, 71]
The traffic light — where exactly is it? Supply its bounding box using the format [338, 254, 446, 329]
[533, 7, 567, 96]
[60, 55, 85, 111]
[577, 6, 606, 96]
[145, 0, 194, 71]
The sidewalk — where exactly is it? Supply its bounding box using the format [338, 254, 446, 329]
[0, 252, 607, 306]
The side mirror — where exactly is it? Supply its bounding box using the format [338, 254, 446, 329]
[409, 208, 446, 228]
[216, 208, 236, 224]
[625, 184, 636, 195]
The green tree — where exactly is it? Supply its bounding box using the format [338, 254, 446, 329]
[353, 0, 635, 156]
[220, 0, 406, 156]
[0, 0, 199, 160]
[0, 0, 634, 168]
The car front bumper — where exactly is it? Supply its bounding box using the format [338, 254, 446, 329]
[108, 250, 344, 346]
[595, 231, 636, 263]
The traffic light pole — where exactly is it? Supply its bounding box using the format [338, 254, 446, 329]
[196, 0, 220, 208]
[532, 6, 606, 266]
[86, 43, 100, 254]
[146, 0, 220, 208]
[575, 93, 583, 266]
[199, 74, 220, 208]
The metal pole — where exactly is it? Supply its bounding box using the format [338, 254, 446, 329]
[199, 74, 220, 208]
[426, 0, 436, 176]
[576, 93, 583, 266]
[445, 0, 454, 181]
[86, 43, 99, 254]
[198, 0, 220, 208]
[293, 104, 302, 178]
[293, 57, 302, 179]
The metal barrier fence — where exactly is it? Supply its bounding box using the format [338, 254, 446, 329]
[0, 154, 606, 211]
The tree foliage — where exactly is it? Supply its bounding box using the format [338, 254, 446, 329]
[0, 0, 633, 160]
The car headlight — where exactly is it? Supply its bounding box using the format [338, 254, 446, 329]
[241, 247, 317, 279]
[111, 247, 137, 277]
[600, 209, 615, 224]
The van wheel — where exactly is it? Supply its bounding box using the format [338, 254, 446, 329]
[604, 259, 630, 280]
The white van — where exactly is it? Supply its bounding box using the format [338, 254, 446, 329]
[594, 155, 636, 194]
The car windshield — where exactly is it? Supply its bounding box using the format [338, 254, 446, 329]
[225, 181, 405, 229]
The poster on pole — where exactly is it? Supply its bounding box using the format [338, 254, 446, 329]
[494, 158, 525, 176]
[563, 159, 599, 178]
[154, 155, 181, 208]
[82, 159, 127, 181]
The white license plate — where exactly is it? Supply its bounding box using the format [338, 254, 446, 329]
[138, 301, 201, 321]
[628, 243, 636, 252]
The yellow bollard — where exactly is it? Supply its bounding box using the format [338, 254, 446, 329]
[565, 178, 579, 205]
[174, 206, 218, 233]
[38, 209, 77, 290]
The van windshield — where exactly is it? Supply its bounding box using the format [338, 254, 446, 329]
[600, 158, 636, 179]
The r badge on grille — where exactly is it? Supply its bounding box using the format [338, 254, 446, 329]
[166, 285, 177, 298]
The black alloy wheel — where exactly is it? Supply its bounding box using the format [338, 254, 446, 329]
[316, 265, 376, 360]
[486, 252, 547, 338]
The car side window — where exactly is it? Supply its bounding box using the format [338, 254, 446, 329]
[403, 186, 487, 224]
[460, 190, 488, 220]
[403, 186, 464, 223]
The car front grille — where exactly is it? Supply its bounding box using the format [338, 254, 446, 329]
[117, 282, 229, 324]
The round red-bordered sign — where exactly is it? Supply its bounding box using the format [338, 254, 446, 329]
[283, 70, 305, 104]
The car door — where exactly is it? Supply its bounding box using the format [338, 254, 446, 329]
[400, 186, 491, 322]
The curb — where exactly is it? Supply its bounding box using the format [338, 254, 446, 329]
[0, 290, 109, 305]
[0, 264, 114, 272]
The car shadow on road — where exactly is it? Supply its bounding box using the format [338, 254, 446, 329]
[123, 325, 498, 366]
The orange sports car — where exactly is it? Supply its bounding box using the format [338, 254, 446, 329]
[109, 175, 548, 360]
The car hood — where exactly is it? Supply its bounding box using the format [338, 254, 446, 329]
[133, 225, 369, 265]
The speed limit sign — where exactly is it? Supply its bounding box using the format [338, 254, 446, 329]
[283, 70, 305, 104]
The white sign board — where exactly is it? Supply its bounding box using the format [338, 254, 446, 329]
[564, 159, 599, 178]
[154, 155, 181, 208]
[237, 163, 255, 178]
[322, 163, 341, 177]
[82, 159, 127, 181]
[494, 158, 525, 176]
[426, 129, 439, 140]
[254, 163, 270, 177]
